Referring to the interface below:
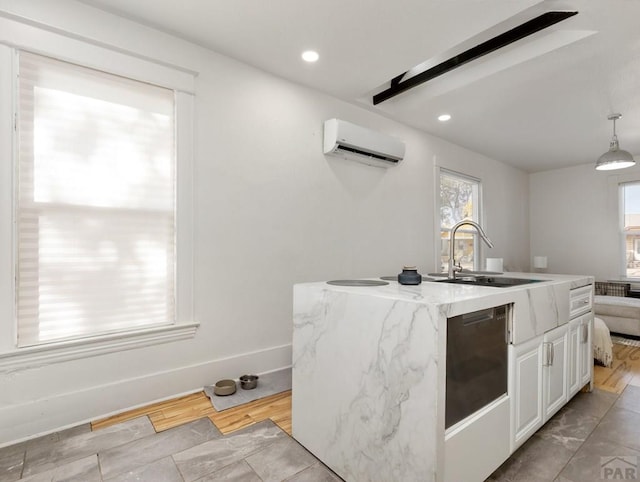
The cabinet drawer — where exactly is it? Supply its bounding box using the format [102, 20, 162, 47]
[570, 285, 592, 319]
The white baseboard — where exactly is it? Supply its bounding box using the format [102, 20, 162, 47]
[0, 343, 292, 447]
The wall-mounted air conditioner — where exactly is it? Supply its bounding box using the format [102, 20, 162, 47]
[323, 118, 405, 168]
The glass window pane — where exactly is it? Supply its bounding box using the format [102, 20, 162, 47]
[623, 182, 640, 278]
[439, 170, 481, 272]
[440, 173, 476, 229]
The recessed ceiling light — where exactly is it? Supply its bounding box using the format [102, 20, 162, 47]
[301, 50, 319, 63]
[438, 114, 452, 122]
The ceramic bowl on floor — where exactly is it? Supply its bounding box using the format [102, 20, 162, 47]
[213, 379, 237, 396]
[239, 374, 259, 390]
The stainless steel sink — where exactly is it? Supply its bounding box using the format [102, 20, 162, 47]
[434, 276, 546, 288]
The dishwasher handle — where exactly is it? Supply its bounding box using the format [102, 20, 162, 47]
[461, 308, 495, 325]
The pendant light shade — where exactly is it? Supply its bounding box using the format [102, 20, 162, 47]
[595, 113, 636, 171]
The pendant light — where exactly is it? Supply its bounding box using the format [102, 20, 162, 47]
[595, 113, 636, 171]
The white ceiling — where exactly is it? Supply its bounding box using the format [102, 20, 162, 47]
[79, 0, 640, 173]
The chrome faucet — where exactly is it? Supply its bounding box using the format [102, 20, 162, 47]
[448, 220, 494, 279]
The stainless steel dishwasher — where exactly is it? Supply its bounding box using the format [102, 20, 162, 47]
[445, 304, 510, 429]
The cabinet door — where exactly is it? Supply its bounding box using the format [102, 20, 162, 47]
[509, 335, 544, 452]
[567, 318, 581, 398]
[579, 315, 593, 386]
[543, 324, 568, 420]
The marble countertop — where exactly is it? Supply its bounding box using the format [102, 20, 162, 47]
[303, 272, 593, 307]
[298, 272, 594, 331]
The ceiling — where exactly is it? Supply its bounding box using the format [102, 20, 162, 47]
[79, 0, 640, 173]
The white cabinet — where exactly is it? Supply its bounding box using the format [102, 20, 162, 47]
[567, 285, 594, 398]
[509, 335, 544, 451]
[510, 323, 569, 451]
[568, 313, 593, 398]
[543, 323, 568, 420]
[569, 285, 592, 319]
[567, 317, 581, 398]
[579, 314, 593, 387]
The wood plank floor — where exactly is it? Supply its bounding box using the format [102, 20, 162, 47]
[593, 342, 640, 394]
[92, 390, 291, 435]
[93, 341, 640, 436]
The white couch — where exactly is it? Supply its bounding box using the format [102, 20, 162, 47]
[593, 281, 640, 337]
[594, 295, 640, 337]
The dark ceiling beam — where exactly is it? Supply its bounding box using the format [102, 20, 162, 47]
[372, 10, 578, 105]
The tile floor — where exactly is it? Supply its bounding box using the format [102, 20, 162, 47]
[1, 385, 639, 481]
[0, 417, 340, 482]
[488, 384, 640, 482]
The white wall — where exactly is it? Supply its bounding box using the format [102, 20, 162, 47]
[0, 0, 531, 445]
[530, 162, 640, 280]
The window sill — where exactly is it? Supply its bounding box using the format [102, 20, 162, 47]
[0, 322, 199, 371]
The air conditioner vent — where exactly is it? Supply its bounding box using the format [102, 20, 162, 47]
[323, 119, 405, 168]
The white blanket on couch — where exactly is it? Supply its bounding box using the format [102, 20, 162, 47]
[593, 316, 613, 367]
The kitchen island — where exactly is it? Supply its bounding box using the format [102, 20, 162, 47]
[292, 273, 593, 482]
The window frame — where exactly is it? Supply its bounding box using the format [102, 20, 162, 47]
[17, 50, 181, 346]
[436, 167, 484, 273]
[619, 181, 640, 280]
[0, 28, 197, 370]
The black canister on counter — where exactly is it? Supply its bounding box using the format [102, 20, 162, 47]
[398, 266, 421, 285]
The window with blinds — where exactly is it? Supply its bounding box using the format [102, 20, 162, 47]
[17, 51, 177, 347]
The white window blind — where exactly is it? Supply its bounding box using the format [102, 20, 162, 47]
[17, 51, 177, 347]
